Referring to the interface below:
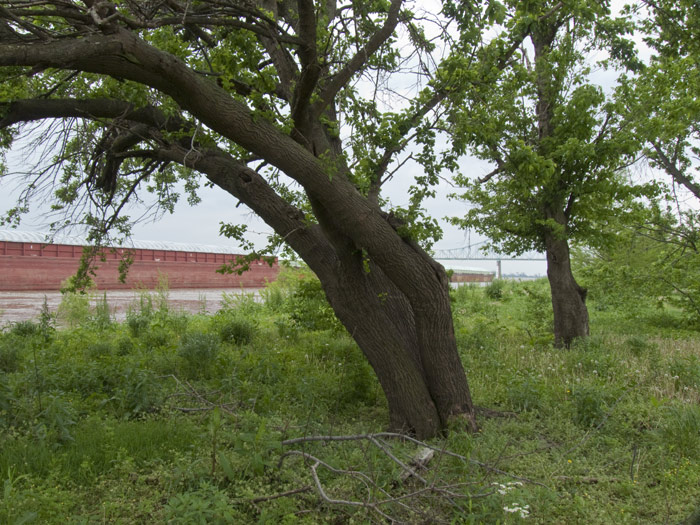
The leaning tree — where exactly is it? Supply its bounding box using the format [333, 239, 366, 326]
[0, 0, 522, 437]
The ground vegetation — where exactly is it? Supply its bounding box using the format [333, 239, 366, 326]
[1, 271, 700, 523]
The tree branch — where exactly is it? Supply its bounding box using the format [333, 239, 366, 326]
[317, 0, 403, 109]
[652, 141, 700, 201]
[290, 0, 321, 142]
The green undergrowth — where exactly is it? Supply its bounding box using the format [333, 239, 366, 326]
[1, 270, 699, 523]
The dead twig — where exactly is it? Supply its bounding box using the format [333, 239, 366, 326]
[163, 374, 238, 414]
[250, 485, 313, 504]
[282, 432, 551, 489]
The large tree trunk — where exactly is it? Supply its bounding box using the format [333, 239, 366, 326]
[545, 232, 589, 348]
[193, 152, 476, 438]
[316, 252, 477, 437]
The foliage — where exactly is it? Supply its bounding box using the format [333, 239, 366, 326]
[574, 204, 700, 326]
[447, 0, 651, 256]
[178, 331, 220, 379]
[263, 265, 344, 334]
[619, 0, 700, 203]
[484, 278, 506, 300]
[0, 279, 700, 522]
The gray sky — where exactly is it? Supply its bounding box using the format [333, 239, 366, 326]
[0, 1, 643, 277]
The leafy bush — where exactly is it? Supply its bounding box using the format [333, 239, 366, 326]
[116, 367, 161, 417]
[518, 280, 554, 345]
[178, 331, 220, 379]
[125, 294, 154, 337]
[36, 394, 77, 444]
[216, 315, 255, 346]
[0, 376, 16, 427]
[264, 265, 343, 333]
[9, 321, 42, 338]
[163, 483, 239, 524]
[485, 279, 506, 300]
[57, 291, 92, 328]
[0, 337, 20, 373]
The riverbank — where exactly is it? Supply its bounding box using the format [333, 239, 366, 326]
[0, 288, 261, 325]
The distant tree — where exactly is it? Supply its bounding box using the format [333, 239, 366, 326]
[0, 0, 491, 437]
[445, 0, 650, 347]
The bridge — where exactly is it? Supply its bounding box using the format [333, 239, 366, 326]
[433, 242, 546, 279]
[433, 241, 546, 261]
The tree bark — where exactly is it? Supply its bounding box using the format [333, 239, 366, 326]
[545, 231, 589, 348]
[163, 147, 475, 437]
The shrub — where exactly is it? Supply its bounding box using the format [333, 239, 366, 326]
[126, 295, 154, 337]
[116, 367, 161, 417]
[163, 483, 239, 524]
[178, 331, 220, 379]
[264, 265, 343, 332]
[485, 279, 506, 300]
[217, 316, 255, 346]
[57, 291, 92, 328]
[9, 321, 41, 338]
[0, 337, 20, 373]
[0, 375, 16, 427]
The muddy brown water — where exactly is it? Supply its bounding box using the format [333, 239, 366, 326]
[0, 288, 262, 326]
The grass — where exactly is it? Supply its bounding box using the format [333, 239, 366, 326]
[0, 272, 699, 523]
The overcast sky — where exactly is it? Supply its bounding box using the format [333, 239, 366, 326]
[0, 1, 643, 277]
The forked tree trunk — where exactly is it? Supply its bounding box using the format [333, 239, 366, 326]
[184, 145, 477, 439]
[309, 240, 477, 438]
[545, 232, 589, 348]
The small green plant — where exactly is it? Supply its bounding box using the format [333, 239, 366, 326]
[508, 378, 543, 412]
[163, 482, 238, 524]
[0, 376, 16, 427]
[57, 291, 91, 329]
[91, 293, 112, 329]
[266, 266, 343, 332]
[116, 367, 161, 417]
[571, 386, 606, 427]
[0, 338, 20, 373]
[518, 281, 554, 345]
[36, 394, 76, 444]
[659, 404, 700, 456]
[126, 293, 154, 337]
[485, 279, 506, 300]
[217, 315, 255, 346]
[1, 468, 37, 525]
[8, 321, 41, 338]
[178, 331, 220, 379]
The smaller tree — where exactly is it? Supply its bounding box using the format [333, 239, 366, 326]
[446, 0, 649, 347]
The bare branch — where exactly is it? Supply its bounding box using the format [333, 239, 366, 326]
[651, 141, 700, 201]
[317, 0, 403, 109]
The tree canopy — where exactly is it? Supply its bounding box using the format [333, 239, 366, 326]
[0, 0, 496, 438]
